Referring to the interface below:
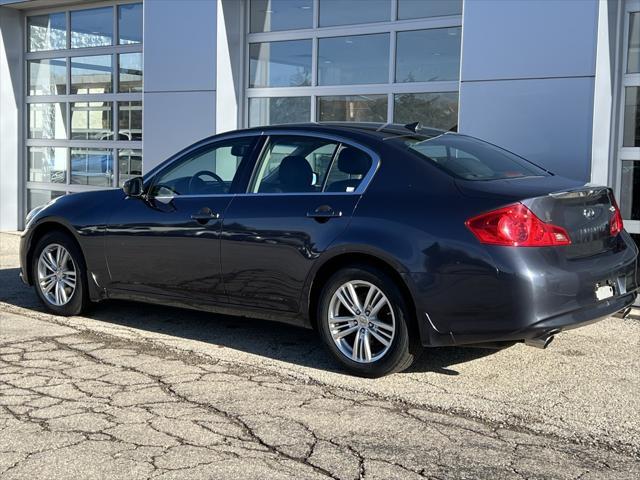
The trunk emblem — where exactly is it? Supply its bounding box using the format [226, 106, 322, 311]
[583, 208, 596, 219]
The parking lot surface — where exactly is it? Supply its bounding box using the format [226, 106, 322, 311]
[1, 233, 639, 479]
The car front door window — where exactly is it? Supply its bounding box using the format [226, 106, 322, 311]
[150, 137, 257, 197]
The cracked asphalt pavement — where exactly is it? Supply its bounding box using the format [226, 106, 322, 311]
[1, 233, 639, 479]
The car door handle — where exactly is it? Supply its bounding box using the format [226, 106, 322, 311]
[190, 208, 220, 224]
[306, 206, 342, 219]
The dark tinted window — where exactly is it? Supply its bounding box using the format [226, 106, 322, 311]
[400, 134, 548, 181]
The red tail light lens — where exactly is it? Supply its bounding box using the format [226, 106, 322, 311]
[466, 203, 571, 247]
[610, 197, 624, 237]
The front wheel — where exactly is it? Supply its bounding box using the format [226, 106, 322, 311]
[32, 231, 89, 316]
[317, 265, 421, 377]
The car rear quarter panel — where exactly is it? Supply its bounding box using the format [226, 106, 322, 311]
[308, 142, 506, 342]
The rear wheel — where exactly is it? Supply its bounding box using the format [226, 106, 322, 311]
[32, 231, 88, 316]
[317, 265, 421, 377]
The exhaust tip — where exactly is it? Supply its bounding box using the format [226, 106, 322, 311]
[525, 334, 555, 349]
[613, 307, 632, 319]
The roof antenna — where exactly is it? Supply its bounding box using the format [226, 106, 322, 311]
[404, 121, 421, 133]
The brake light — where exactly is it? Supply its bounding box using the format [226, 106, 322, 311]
[466, 203, 571, 247]
[610, 197, 624, 237]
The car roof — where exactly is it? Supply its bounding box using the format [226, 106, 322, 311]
[238, 122, 449, 141]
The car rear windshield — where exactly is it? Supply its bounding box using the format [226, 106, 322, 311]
[396, 133, 549, 181]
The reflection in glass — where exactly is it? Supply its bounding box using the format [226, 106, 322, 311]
[119, 53, 143, 93]
[396, 28, 461, 82]
[628, 12, 639, 73]
[28, 147, 67, 184]
[318, 34, 389, 86]
[249, 97, 310, 127]
[398, 0, 462, 20]
[620, 161, 640, 220]
[71, 55, 113, 94]
[118, 149, 142, 186]
[71, 7, 113, 48]
[249, 40, 312, 87]
[250, 0, 312, 33]
[28, 13, 66, 52]
[28, 189, 66, 211]
[624, 87, 640, 147]
[118, 101, 142, 140]
[71, 148, 113, 187]
[317, 95, 387, 122]
[394, 92, 458, 130]
[71, 102, 113, 140]
[319, 0, 390, 27]
[28, 59, 66, 95]
[29, 103, 68, 140]
[119, 3, 143, 44]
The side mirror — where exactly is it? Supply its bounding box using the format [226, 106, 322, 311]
[123, 176, 144, 197]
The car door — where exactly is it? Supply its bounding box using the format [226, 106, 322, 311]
[104, 134, 259, 301]
[221, 132, 378, 312]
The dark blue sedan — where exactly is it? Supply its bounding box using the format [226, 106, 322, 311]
[19, 123, 638, 377]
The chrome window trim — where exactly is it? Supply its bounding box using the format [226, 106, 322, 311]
[145, 129, 381, 200]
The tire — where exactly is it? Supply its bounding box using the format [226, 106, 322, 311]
[317, 265, 422, 377]
[31, 231, 89, 316]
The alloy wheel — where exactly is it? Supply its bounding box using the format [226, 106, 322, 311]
[37, 244, 77, 306]
[327, 280, 396, 363]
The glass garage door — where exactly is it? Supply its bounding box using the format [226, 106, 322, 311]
[25, 2, 143, 213]
[618, 2, 640, 235]
[245, 0, 462, 131]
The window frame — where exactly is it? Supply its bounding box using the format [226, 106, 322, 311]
[244, 0, 462, 128]
[24, 0, 143, 206]
[244, 130, 381, 196]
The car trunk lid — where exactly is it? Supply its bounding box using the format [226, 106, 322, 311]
[457, 177, 620, 258]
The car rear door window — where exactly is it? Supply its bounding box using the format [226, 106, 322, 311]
[250, 135, 374, 194]
[150, 137, 257, 197]
[324, 146, 373, 192]
[250, 136, 339, 193]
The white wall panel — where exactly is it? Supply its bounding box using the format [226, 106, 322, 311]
[143, 91, 216, 171]
[144, 0, 217, 93]
[459, 77, 595, 181]
[459, 0, 599, 182]
[143, 0, 217, 168]
[461, 0, 598, 81]
[0, 6, 23, 230]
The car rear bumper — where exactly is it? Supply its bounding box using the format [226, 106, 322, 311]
[408, 231, 639, 347]
[442, 290, 636, 346]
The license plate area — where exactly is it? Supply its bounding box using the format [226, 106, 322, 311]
[595, 283, 615, 301]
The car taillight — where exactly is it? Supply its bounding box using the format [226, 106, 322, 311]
[465, 203, 571, 247]
[610, 197, 624, 237]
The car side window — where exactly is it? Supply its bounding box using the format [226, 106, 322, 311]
[150, 137, 256, 197]
[324, 145, 373, 193]
[250, 136, 339, 193]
